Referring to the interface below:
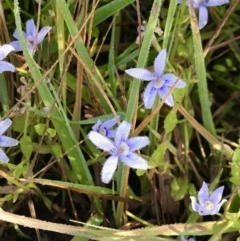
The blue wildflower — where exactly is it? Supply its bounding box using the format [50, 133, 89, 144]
[0, 45, 15, 73]
[88, 120, 149, 183]
[92, 118, 118, 138]
[125, 49, 186, 109]
[177, 0, 229, 29]
[190, 181, 227, 216]
[181, 235, 195, 241]
[0, 119, 18, 162]
[10, 19, 51, 53]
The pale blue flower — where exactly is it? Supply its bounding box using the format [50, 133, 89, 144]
[125, 49, 186, 109]
[10, 19, 51, 53]
[181, 235, 195, 241]
[0, 119, 18, 162]
[88, 120, 149, 183]
[177, 0, 229, 29]
[92, 118, 118, 138]
[0, 45, 15, 73]
[190, 181, 227, 216]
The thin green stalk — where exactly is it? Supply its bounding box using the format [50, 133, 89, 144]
[55, 0, 66, 109]
[108, 14, 117, 97]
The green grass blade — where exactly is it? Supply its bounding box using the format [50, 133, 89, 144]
[189, 4, 216, 135]
[93, 0, 135, 27]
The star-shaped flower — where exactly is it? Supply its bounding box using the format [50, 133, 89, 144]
[88, 120, 149, 183]
[190, 181, 227, 216]
[9, 19, 51, 53]
[0, 119, 18, 162]
[92, 117, 118, 138]
[125, 49, 186, 109]
[181, 235, 195, 241]
[0, 45, 15, 73]
[177, 0, 229, 29]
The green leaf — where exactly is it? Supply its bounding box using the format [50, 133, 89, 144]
[177, 44, 188, 57]
[149, 143, 167, 169]
[164, 108, 177, 133]
[19, 136, 33, 161]
[42, 196, 53, 211]
[213, 64, 227, 72]
[177, 14, 189, 24]
[51, 143, 63, 159]
[230, 148, 240, 185]
[47, 128, 56, 138]
[93, 0, 135, 27]
[171, 176, 189, 201]
[34, 123, 46, 136]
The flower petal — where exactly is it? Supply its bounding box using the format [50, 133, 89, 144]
[154, 49, 167, 78]
[157, 85, 174, 106]
[107, 130, 116, 138]
[189, 196, 200, 212]
[209, 186, 224, 204]
[143, 81, 157, 109]
[101, 117, 118, 130]
[27, 44, 35, 54]
[0, 61, 15, 73]
[12, 30, 20, 40]
[101, 155, 118, 183]
[125, 68, 153, 81]
[0, 136, 18, 147]
[191, 0, 201, 8]
[206, 0, 229, 7]
[92, 119, 102, 132]
[36, 26, 51, 44]
[198, 182, 209, 205]
[162, 73, 186, 88]
[0, 119, 12, 136]
[127, 137, 150, 151]
[88, 131, 115, 152]
[177, 0, 183, 4]
[26, 19, 36, 37]
[0, 44, 15, 60]
[180, 236, 186, 241]
[213, 199, 227, 214]
[114, 121, 131, 146]
[0, 148, 10, 162]
[121, 153, 148, 170]
[9, 41, 23, 52]
[199, 6, 208, 29]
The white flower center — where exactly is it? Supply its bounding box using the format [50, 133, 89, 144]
[154, 79, 164, 88]
[99, 128, 107, 136]
[205, 201, 214, 210]
[119, 142, 130, 156]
